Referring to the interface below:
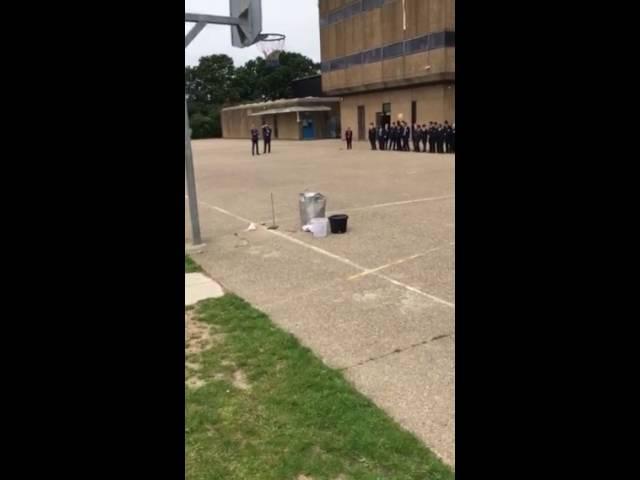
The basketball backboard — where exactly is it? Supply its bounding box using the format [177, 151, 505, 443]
[230, 0, 262, 47]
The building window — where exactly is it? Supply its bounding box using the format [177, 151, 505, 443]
[363, 0, 383, 11]
[363, 47, 382, 64]
[345, 52, 363, 67]
[382, 103, 391, 114]
[382, 41, 404, 60]
[411, 101, 417, 125]
[405, 34, 429, 55]
[445, 31, 455, 47]
[430, 31, 446, 50]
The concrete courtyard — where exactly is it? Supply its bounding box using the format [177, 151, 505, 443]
[185, 138, 455, 466]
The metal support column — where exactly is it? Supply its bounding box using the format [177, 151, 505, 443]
[185, 99, 202, 246]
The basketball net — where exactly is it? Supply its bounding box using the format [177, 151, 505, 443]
[256, 34, 286, 67]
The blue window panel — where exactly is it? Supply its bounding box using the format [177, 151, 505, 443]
[350, 1, 363, 16]
[405, 34, 429, 54]
[346, 52, 363, 67]
[429, 31, 446, 50]
[330, 58, 346, 70]
[382, 41, 404, 59]
[363, 0, 383, 11]
[362, 47, 382, 64]
[445, 31, 455, 47]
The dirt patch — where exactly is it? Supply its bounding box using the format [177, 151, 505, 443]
[186, 362, 201, 371]
[297, 476, 313, 480]
[186, 376, 205, 389]
[186, 310, 225, 355]
[232, 370, 251, 390]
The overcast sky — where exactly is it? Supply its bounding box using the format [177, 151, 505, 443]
[185, 0, 321, 67]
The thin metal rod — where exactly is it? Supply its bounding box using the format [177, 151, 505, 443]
[185, 99, 202, 245]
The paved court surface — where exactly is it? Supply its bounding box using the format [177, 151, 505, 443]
[185, 138, 455, 466]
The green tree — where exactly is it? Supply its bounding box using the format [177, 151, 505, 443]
[186, 51, 320, 138]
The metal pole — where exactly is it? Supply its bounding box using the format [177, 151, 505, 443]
[184, 10, 254, 246]
[185, 98, 202, 245]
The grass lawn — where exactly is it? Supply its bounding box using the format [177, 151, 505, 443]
[185, 255, 202, 273]
[186, 293, 454, 480]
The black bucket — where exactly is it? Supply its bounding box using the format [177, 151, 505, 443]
[328, 214, 349, 234]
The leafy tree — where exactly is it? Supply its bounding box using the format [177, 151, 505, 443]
[186, 51, 320, 138]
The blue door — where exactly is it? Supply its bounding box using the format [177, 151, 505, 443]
[302, 119, 315, 139]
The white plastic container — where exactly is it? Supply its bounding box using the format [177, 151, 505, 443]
[309, 217, 329, 238]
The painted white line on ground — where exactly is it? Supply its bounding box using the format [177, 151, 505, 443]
[343, 195, 454, 212]
[347, 248, 441, 281]
[239, 195, 455, 225]
[375, 273, 455, 308]
[195, 199, 455, 310]
[267, 228, 369, 272]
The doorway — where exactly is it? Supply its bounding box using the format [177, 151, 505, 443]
[302, 118, 315, 139]
[357, 105, 365, 141]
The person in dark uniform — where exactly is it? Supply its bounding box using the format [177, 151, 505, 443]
[443, 120, 451, 153]
[368, 123, 377, 150]
[262, 123, 272, 154]
[392, 122, 399, 151]
[451, 123, 455, 153]
[389, 122, 397, 150]
[428, 122, 436, 153]
[421, 124, 428, 152]
[384, 124, 391, 150]
[345, 126, 353, 150]
[412, 124, 421, 152]
[436, 123, 445, 153]
[250, 124, 260, 156]
[397, 122, 404, 151]
[378, 124, 386, 150]
[404, 122, 411, 151]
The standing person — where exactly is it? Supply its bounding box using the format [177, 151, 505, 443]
[404, 122, 411, 151]
[262, 123, 272, 154]
[368, 123, 377, 150]
[345, 126, 353, 150]
[250, 124, 260, 156]
[378, 124, 386, 150]
[428, 122, 436, 153]
[437, 123, 445, 153]
[396, 123, 404, 151]
[389, 122, 397, 150]
[413, 124, 422, 152]
[451, 123, 455, 153]
[443, 120, 451, 153]
[384, 123, 391, 150]
[421, 124, 428, 152]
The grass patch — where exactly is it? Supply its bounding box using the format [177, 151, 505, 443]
[186, 294, 453, 480]
[185, 255, 202, 273]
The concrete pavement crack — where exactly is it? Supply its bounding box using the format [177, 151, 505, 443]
[340, 333, 453, 371]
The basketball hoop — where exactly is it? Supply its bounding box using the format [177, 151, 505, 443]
[256, 33, 286, 67]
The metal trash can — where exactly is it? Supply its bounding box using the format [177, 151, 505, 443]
[299, 192, 326, 228]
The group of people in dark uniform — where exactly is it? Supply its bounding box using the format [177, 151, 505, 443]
[367, 121, 455, 154]
[250, 123, 273, 156]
